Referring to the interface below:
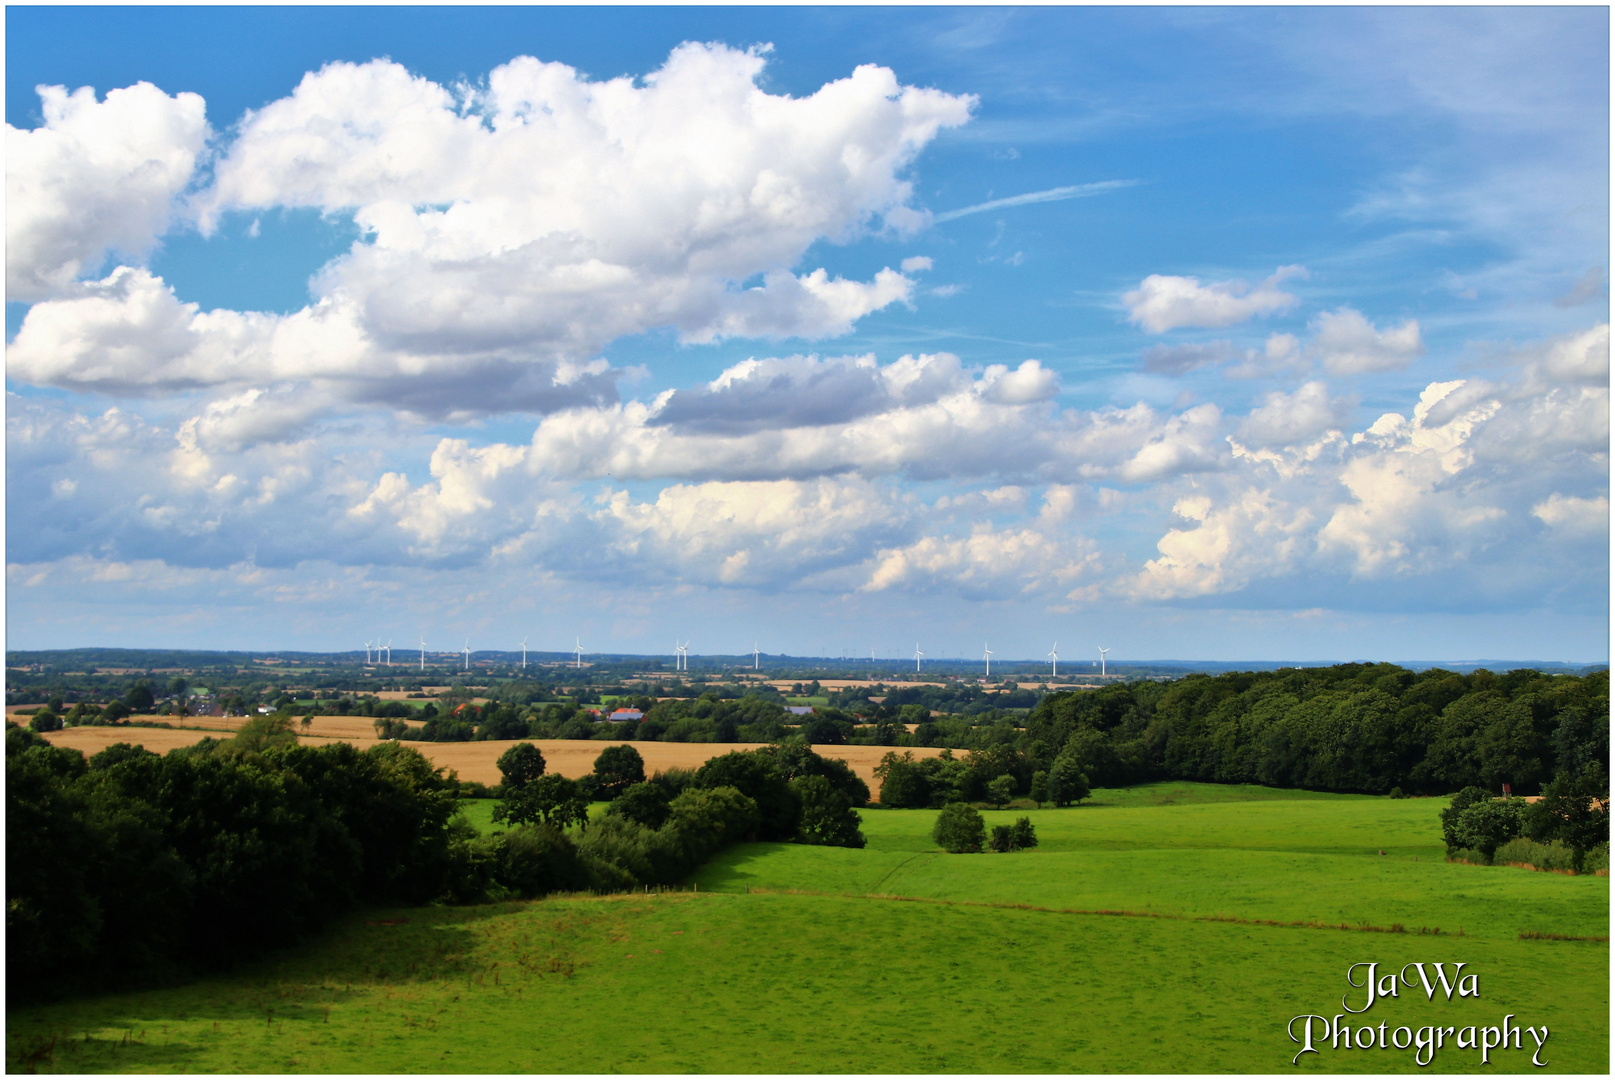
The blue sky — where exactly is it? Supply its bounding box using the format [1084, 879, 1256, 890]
[5, 6, 1609, 663]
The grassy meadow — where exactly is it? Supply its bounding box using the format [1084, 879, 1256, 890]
[7, 783, 1607, 1073]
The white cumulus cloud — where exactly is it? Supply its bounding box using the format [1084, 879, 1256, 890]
[1123, 265, 1306, 334]
[1308, 307, 1425, 375]
[6, 82, 207, 302]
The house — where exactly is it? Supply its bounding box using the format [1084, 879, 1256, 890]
[786, 705, 814, 717]
[608, 708, 643, 722]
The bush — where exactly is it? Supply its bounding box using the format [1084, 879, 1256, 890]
[494, 824, 591, 897]
[988, 816, 1038, 853]
[933, 802, 985, 853]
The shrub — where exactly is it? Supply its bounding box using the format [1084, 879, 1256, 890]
[933, 802, 985, 853]
[1010, 816, 1037, 850]
[988, 816, 1038, 853]
[494, 824, 591, 897]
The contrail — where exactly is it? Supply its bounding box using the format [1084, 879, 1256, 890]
[933, 179, 1139, 223]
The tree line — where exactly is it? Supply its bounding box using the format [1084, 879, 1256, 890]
[6, 717, 866, 1003]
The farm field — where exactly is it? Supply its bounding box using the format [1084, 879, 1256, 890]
[38, 729, 948, 789]
[7, 783, 1606, 1073]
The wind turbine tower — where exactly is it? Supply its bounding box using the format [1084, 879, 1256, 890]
[1098, 646, 1111, 677]
[984, 643, 993, 679]
[914, 644, 924, 673]
[462, 639, 471, 671]
[1048, 642, 1059, 678]
[754, 643, 760, 671]
[574, 638, 584, 670]
[520, 636, 528, 669]
[384, 639, 392, 666]
[419, 635, 427, 672]
[364, 640, 372, 665]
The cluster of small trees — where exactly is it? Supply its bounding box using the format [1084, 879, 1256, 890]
[1439, 766, 1609, 870]
[930, 803, 1038, 854]
[444, 739, 869, 902]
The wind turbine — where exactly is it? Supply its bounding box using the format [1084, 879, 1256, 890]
[383, 639, 392, 666]
[914, 644, 924, 673]
[364, 640, 372, 665]
[574, 638, 584, 670]
[1048, 642, 1058, 678]
[983, 643, 993, 679]
[419, 635, 427, 671]
[1098, 646, 1111, 677]
[462, 639, 471, 671]
[520, 636, 528, 669]
[754, 643, 760, 670]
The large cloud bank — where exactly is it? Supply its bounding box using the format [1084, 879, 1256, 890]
[7, 44, 973, 418]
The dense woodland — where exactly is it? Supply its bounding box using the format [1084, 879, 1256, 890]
[6, 716, 865, 1003]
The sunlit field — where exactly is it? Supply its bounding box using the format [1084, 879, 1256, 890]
[8, 783, 1606, 1073]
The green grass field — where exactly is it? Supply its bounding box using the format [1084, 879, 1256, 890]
[7, 783, 1606, 1073]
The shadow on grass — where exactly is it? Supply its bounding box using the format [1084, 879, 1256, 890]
[3, 899, 559, 1072]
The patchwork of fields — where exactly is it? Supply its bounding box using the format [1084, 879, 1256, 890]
[7, 783, 1607, 1073]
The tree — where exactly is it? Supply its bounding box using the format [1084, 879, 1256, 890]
[694, 750, 801, 841]
[1451, 797, 1526, 861]
[495, 773, 590, 830]
[1030, 770, 1049, 808]
[1047, 757, 1090, 807]
[933, 802, 985, 853]
[593, 744, 647, 799]
[1439, 786, 1492, 849]
[29, 709, 62, 733]
[1525, 766, 1610, 871]
[124, 682, 155, 713]
[495, 742, 548, 789]
[986, 774, 1015, 809]
[609, 782, 672, 829]
[100, 700, 131, 724]
[792, 774, 866, 848]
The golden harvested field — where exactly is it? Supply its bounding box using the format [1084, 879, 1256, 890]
[39, 728, 947, 790]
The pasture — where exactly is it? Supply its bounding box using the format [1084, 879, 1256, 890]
[7, 783, 1606, 1073]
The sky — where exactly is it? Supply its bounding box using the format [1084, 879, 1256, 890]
[4, 5, 1609, 664]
